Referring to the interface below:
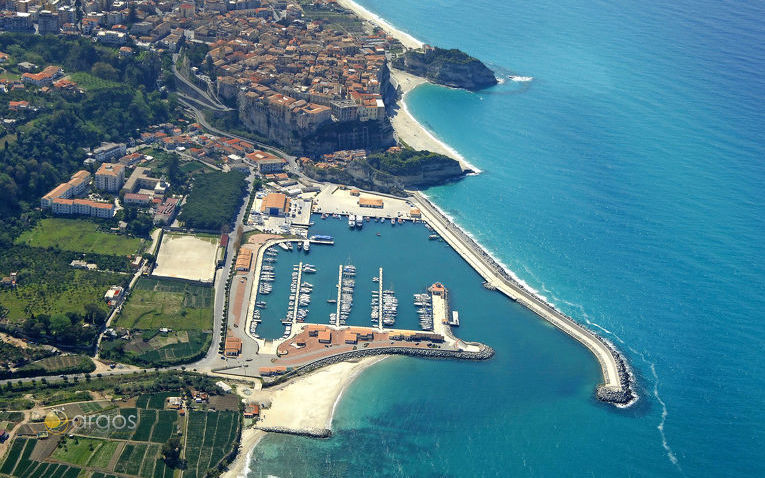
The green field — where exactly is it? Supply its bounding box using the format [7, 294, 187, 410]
[114, 277, 213, 331]
[68, 72, 123, 90]
[51, 437, 109, 466]
[16, 218, 143, 256]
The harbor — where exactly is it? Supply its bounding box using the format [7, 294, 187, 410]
[220, 186, 631, 405]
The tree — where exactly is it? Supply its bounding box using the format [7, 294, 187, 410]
[162, 437, 185, 468]
[91, 62, 119, 81]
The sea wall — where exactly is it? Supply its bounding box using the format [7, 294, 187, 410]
[263, 344, 494, 387]
[411, 193, 636, 406]
[256, 426, 332, 438]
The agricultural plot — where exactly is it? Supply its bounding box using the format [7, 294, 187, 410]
[182, 410, 240, 478]
[131, 409, 157, 441]
[85, 440, 120, 470]
[16, 218, 143, 256]
[0, 438, 82, 478]
[152, 233, 219, 283]
[102, 329, 212, 368]
[114, 443, 148, 475]
[136, 392, 176, 410]
[115, 277, 213, 331]
[51, 437, 109, 466]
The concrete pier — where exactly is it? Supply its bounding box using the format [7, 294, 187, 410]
[411, 192, 635, 405]
[292, 262, 303, 324]
[377, 267, 384, 330]
[335, 265, 343, 327]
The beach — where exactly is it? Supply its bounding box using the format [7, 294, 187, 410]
[222, 428, 266, 478]
[225, 356, 387, 476]
[336, 0, 423, 49]
[337, 0, 479, 173]
[254, 356, 387, 432]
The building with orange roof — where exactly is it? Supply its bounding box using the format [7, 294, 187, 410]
[21, 65, 62, 87]
[317, 330, 332, 343]
[224, 336, 242, 356]
[358, 197, 384, 208]
[245, 150, 286, 174]
[95, 163, 125, 192]
[260, 192, 290, 216]
[41, 170, 91, 209]
[343, 331, 358, 344]
[235, 250, 253, 271]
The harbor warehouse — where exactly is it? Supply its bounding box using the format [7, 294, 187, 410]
[261, 193, 290, 216]
[359, 197, 384, 208]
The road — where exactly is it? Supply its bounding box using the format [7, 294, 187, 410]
[176, 97, 304, 177]
[171, 53, 232, 112]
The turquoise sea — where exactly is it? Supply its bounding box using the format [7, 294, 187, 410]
[249, 0, 765, 476]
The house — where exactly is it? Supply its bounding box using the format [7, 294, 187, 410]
[122, 167, 161, 193]
[21, 66, 62, 87]
[8, 100, 28, 111]
[358, 197, 383, 208]
[243, 404, 259, 419]
[104, 286, 124, 306]
[40, 170, 91, 209]
[166, 397, 183, 410]
[245, 150, 286, 174]
[317, 330, 332, 344]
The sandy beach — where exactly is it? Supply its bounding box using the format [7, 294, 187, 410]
[337, 0, 480, 173]
[336, 0, 423, 49]
[222, 428, 266, 478]
[255, 356, 386, 432]
[222, 357, 387, 477]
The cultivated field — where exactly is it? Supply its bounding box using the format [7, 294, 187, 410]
[182, 410, 240, 478]
[15, 218, 143, 256]
[115, 277, 213, 330]
[152, 233, 219, 283]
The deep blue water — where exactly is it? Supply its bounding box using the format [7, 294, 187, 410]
[249, 0, 765, 475]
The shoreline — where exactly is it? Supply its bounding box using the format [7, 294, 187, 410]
[388, 68, 482, 174]
[337, 0, 481, 174]
[336, 0, 423, 50]
[223, 357, 388, 477]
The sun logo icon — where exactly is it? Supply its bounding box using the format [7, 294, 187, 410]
[44, 410, 71, 435]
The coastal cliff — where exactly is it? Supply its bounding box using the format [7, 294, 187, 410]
[238, 93, 395, 155]
[302, 149, 465, 194]
[393, 46, 498, 90]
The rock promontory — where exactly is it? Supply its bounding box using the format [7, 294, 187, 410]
[394, 46, 498, 90]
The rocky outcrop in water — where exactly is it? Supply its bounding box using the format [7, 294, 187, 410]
[302, 151, 466, 194]
[394, 46, 498, 90]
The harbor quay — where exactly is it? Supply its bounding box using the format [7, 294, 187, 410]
[217, 220, 493, 381]
[219, 183, 631, 406]
[410, 192, 636, 405]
